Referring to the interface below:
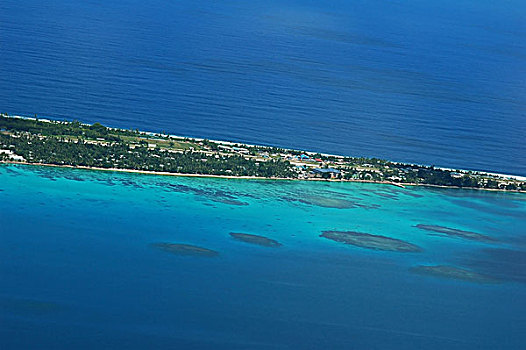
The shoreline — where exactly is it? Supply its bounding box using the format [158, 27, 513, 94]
[3, 160, 525, 194]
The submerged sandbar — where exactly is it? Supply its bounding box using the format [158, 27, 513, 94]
[410, 265, 498, 284]
[151, 243, 219, 257]
[320, 230, 421, 252]
[415, 224, 496, 243]
[230, 232, 282, 247]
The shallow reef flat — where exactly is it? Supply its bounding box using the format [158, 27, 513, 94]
[299, 195, 357, 209]
[162, 183, 249, 206]
[288, 194, 379, 210]
[229, 232, 282, 247]
[320, 230, 421, 252]
[410, 265, 498, 284]
[151, 243, 219, 257]
[415, 224, 496, 243]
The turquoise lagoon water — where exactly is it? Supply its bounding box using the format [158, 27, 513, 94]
[1, 164, 526, 349]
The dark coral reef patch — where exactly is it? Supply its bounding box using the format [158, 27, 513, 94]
[299, 195, 356, 209]
[283, 194, 379, 209]
[320, 230, 421, 252]
[230, 232, 282, 247]
[415, 224, 496, 243]
[410, 265, 499, 284]
[151, 243, 219, 257]
[458, 248, 526, 284]
[162, 183, 249, 206]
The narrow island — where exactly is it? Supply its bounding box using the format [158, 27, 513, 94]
[1, 114, 525, 192]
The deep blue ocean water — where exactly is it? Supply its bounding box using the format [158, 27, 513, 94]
[1, 0, 525, 175]
[1, 164, 526, 349]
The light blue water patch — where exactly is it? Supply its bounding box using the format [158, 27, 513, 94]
[1, 164, 526, 349]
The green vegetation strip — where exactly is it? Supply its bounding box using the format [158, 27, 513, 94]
[1, 115, 525, 191]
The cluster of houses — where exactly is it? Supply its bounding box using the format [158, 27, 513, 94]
[201, 143, 345, 179]
[310, 167, 342, 179]
[0, 149, 25, 161]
